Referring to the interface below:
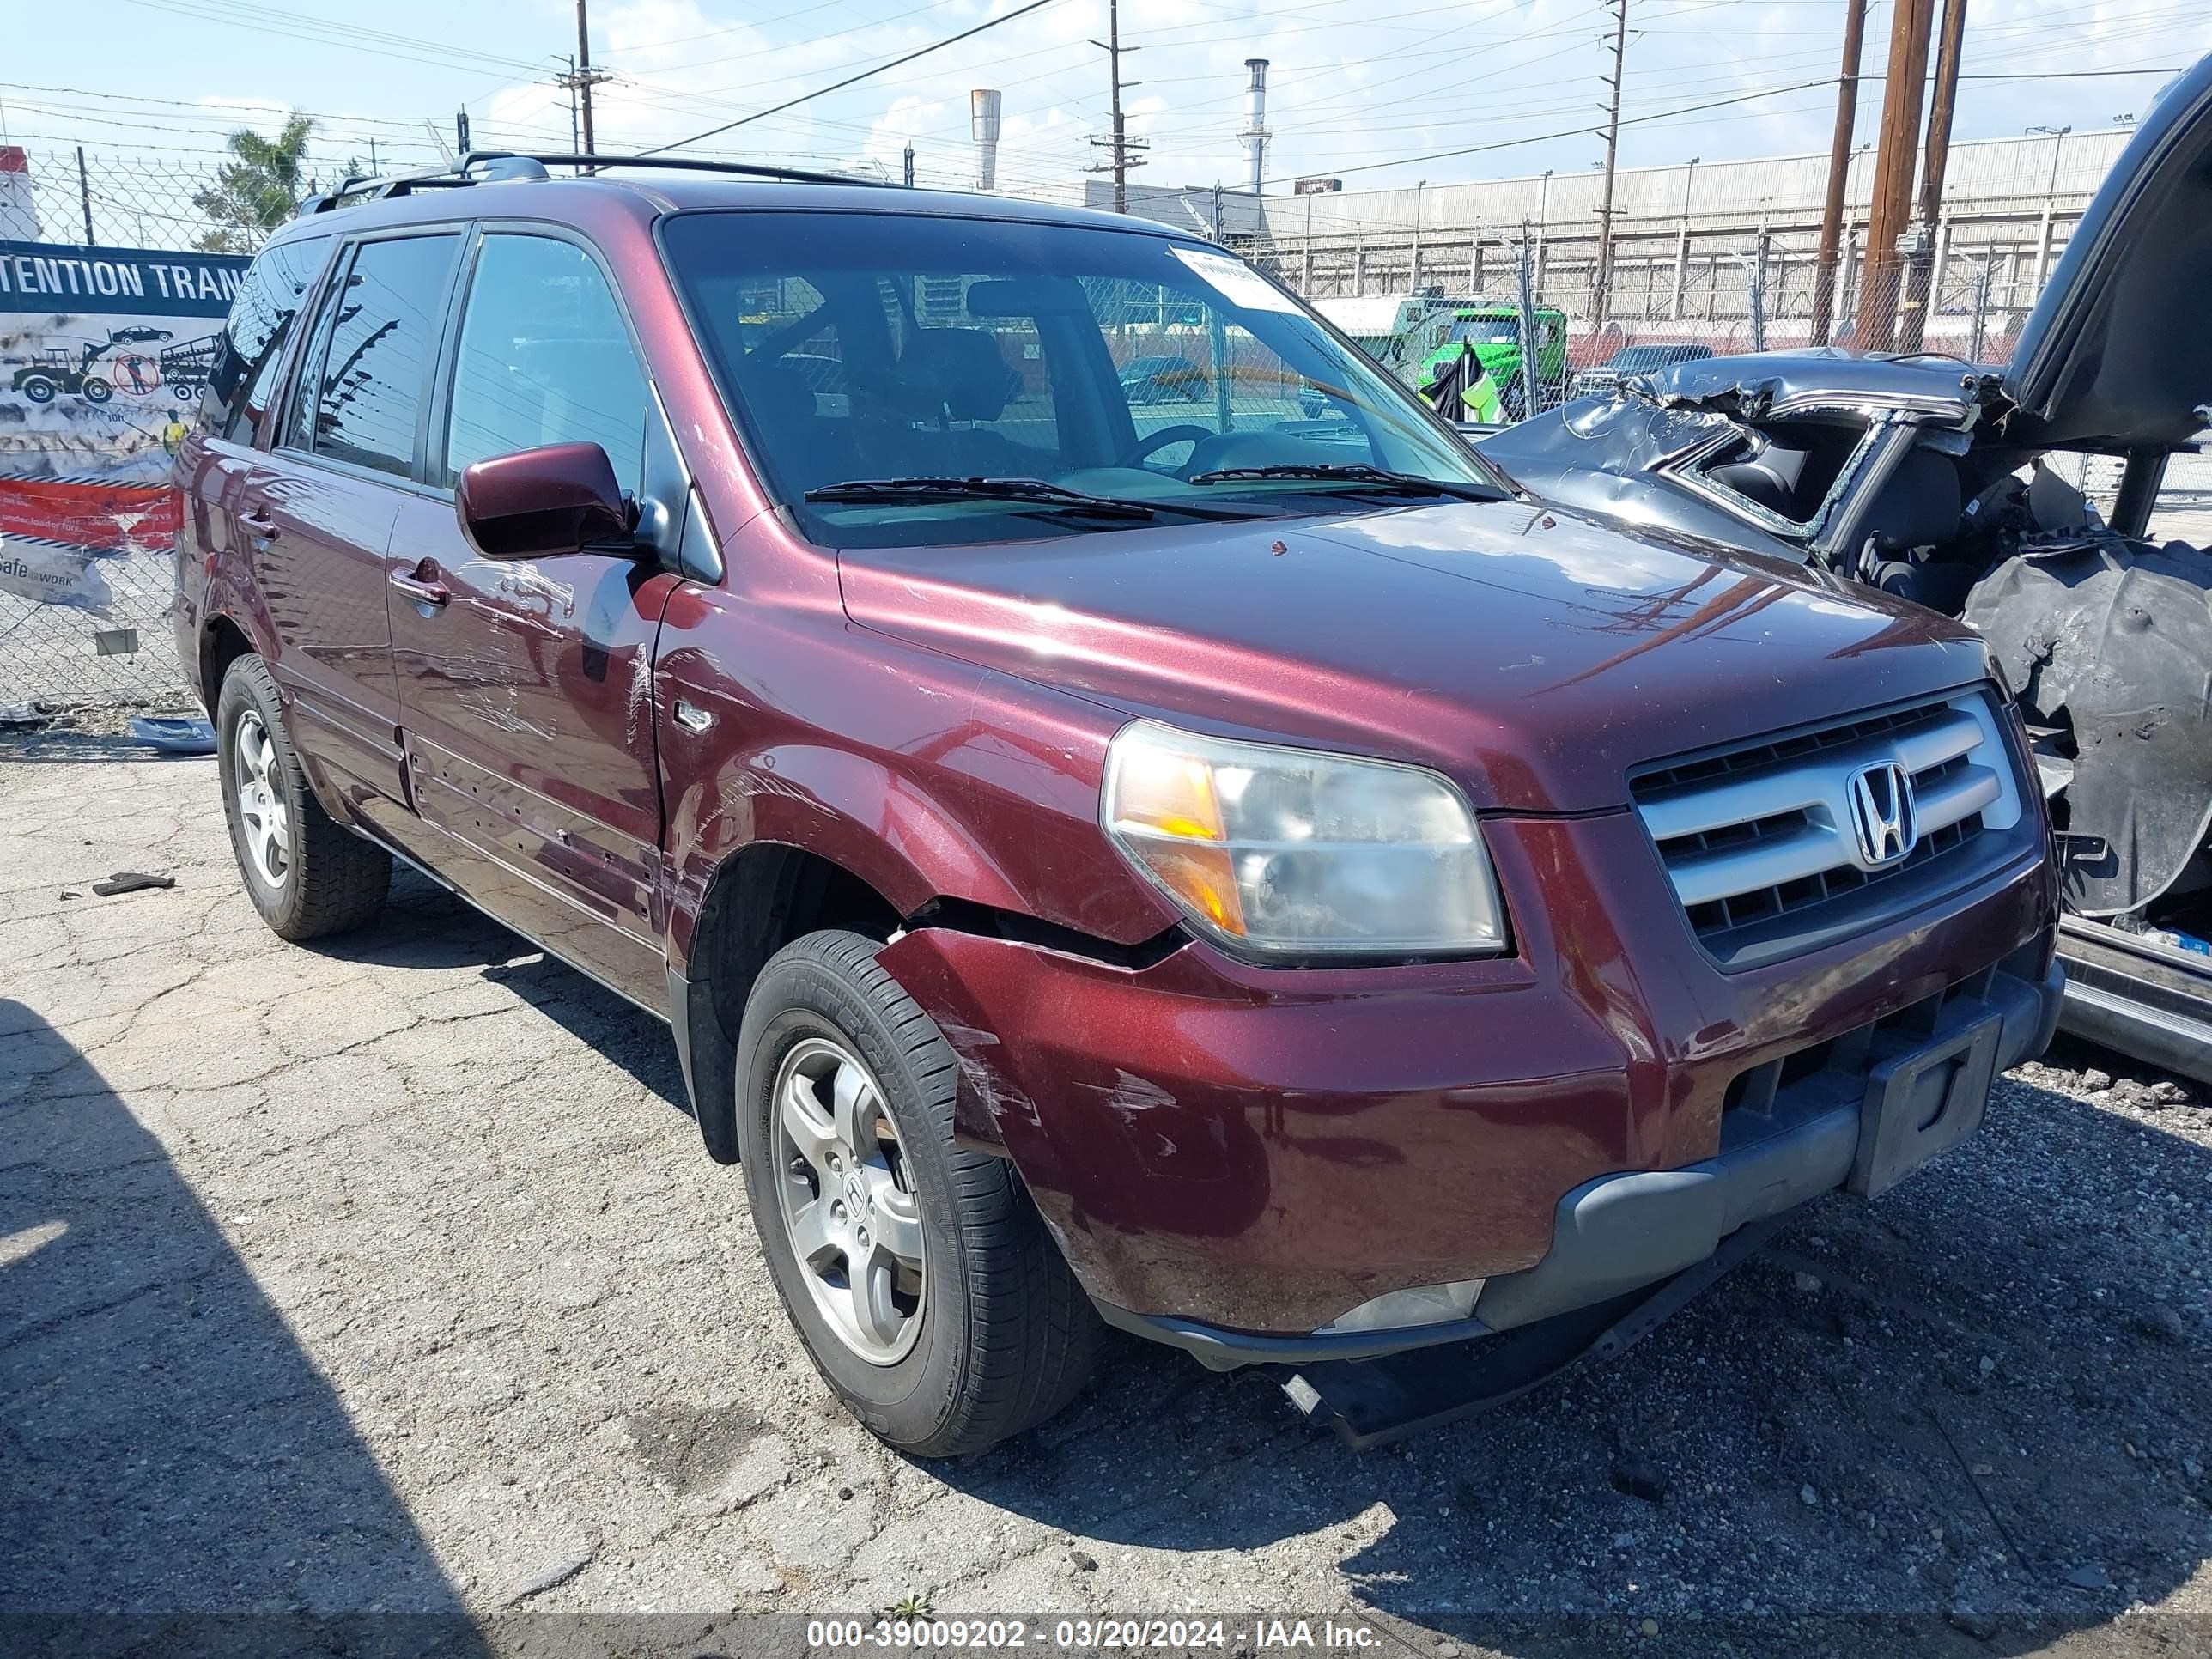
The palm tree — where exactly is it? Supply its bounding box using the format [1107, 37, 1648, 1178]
[193, 112, 315, 252]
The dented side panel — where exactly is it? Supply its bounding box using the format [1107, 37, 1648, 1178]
[385, 489, 681, 1002]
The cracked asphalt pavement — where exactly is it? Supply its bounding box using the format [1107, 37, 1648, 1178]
[3, 739, 2209, 1653]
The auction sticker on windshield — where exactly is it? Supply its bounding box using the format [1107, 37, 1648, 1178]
[1169, 246, 1303, 314]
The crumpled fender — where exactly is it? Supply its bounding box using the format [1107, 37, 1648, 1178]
[1966, 532, 2212, 915]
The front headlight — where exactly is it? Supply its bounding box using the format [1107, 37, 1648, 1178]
[1101, 720, 1507, 958]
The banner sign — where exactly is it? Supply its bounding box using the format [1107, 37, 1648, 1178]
[0, 534, 118, 614]
[0, 236, 247, 615]
[0, 241, 246, 317]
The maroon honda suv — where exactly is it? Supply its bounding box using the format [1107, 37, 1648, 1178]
[174, 155, 2060, 1455]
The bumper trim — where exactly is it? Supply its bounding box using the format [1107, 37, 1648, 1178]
[1474, 959, 2059, 1332]
[1102, 960, 2063, 1368]
[1095, 1298, 1496, 1371]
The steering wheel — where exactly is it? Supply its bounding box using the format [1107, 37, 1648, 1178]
[1121, 423, 1214, 475]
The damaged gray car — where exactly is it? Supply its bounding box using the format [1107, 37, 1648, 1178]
[1480, 51, 2212, 1079]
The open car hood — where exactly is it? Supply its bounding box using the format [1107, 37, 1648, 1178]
[2004, 52, 2212, 450]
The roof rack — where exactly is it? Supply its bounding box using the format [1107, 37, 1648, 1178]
[296, 150, 878, 216]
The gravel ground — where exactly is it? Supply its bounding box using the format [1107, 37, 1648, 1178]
[2, 743, 2209, 1656]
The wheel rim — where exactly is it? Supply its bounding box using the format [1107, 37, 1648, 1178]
[232, 708, 291, 890]
[771, 1036, 927, 1366]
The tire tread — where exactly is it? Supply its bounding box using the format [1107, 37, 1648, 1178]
[744, 929, 1101, 1455]
[218, 655, 390, 941]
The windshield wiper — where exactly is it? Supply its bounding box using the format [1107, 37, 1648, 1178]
[802, 476, 1255, 522]
[1186, 464, 1502, 503]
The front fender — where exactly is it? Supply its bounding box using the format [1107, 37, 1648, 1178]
[663, 740, 1031, 971]
[654, 598, 1181, 975]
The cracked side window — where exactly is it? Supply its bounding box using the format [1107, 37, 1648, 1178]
[1689, 416, 1873, 531]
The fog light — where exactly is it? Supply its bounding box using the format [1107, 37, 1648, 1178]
[1316, 1278, 1486, 1335]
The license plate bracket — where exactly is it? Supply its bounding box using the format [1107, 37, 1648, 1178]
[1849, 1011, 2002, 1199]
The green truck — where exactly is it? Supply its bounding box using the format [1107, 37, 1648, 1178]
[1311, 295, 1570, 422]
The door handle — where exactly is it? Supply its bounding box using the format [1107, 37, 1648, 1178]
[240, 507, 278, 542]
[390, 569, 450, 607]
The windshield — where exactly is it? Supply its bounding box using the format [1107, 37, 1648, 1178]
[1449, 318, 1522, 345]
[663, 210, 1505, 547]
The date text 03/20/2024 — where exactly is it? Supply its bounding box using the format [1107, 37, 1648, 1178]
[805, 1620, 1385, 1650]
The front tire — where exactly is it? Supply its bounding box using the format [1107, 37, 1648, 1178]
[216, 654, 391, 940]
[737, 930, 1100, 1456]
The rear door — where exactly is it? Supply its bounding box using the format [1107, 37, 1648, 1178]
[245, 229, 465, 811]
[180, 232, 331, 596]
[385, 227, 678, 1003]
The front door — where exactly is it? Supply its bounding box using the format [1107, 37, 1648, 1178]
[386, 230, 675, 1004]
[249, 230, 465, 812]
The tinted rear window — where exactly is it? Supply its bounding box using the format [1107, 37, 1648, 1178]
[202, 234, 330, 441]
[300, 234, 461, 478]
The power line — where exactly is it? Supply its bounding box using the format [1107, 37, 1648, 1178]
[640, 0, 1066, 156]
[1264, 74, 1842, 184]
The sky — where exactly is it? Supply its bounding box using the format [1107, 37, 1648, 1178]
[2, 0, 2203, 205]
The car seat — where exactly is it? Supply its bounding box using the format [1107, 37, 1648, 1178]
[1859, 447, 1972, 611]
[739, 354, 856, 492]
[1708, 442, 1811, 518]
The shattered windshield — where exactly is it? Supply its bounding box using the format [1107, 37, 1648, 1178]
[665, 210, 1506, 547]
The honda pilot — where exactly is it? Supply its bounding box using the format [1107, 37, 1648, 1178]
[173, 154, 2062, 1455]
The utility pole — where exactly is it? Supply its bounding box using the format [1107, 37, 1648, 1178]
[558, 2, 615, 170]
[1856, 0, 1937, 349]
[577, 0, 599, 156]
[1591, 0, 1630, 325]
[1898, 0, 1968, 351]
[1086, 0, 1145, 212]
[1809, 0, 1869, 346]
[903, 142, 915, 188]
[456, 107, 471, 159]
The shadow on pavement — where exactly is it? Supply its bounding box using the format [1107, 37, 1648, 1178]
[937, 1074, 2212, 1650]
[0, 997, 485, 1647]
[306, 870, 690, 1115]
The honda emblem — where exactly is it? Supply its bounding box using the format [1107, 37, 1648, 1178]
[1847, 761, 1917, 868]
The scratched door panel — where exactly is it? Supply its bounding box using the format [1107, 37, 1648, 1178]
[387, 491, 678, 1000]
[246, 456, 407, 810]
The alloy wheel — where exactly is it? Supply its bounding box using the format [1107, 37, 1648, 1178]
[772, 1036, 927, 1365]
[232, 708, 291, 889]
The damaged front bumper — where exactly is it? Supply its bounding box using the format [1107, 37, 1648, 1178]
[875, 808, 2058, 1360]
[1099, 957, 2061, 1369]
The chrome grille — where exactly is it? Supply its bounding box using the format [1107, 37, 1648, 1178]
[1632, 690, 2027, 962]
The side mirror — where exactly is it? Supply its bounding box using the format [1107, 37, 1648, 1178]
[454, 441, 631, 562]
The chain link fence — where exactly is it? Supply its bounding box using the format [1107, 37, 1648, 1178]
[2, 149, 276, 714]
[1240, 127, 2133, 416]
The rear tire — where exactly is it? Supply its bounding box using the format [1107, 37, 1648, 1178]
[737, 929, 1100, 1456]
[216, 654, 390, 940]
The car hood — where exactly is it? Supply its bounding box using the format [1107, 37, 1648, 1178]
[2005, 51, 2212, 450]
[836, 500, 1992, 814]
